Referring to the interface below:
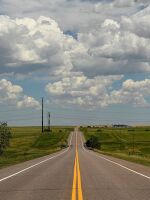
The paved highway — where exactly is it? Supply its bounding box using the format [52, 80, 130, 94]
[0, 128, 150, 200]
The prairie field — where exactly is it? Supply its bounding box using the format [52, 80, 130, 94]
[81, 126, 150, 166]
[0, 126, 73, 169]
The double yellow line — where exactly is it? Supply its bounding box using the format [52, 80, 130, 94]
[72, 132, 83, 200]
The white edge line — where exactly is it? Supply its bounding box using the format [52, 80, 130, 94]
[0, 132, 74, 183]
[80, 131, 150, 180]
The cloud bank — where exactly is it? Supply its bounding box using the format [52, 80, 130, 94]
[0, 0, 150, 109]
[45, 75, 150, 108]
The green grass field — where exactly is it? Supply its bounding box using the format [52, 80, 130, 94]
[0, 126, 73, 169]
[81, 126, 150, 166]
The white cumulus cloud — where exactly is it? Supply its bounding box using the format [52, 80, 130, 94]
[46, 75, 150, 108]
[0, 79, 40, 108]
[110, 79, 150, 106]
[45, 74, 123, 108]
[0, 15, 78, 76]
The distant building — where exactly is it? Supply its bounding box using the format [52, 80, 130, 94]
[112, 124, 130, 128]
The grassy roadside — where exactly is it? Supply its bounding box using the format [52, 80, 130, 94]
[0, 126, 73, 169]
[81, 126, 150, 166]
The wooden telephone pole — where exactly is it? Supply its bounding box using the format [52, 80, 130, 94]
[42, 97, 44, 133]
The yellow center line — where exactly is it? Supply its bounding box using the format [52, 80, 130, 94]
[72, 154, 77, 200]
[76, 149, 83, 200]
[71, 132, 83, 200]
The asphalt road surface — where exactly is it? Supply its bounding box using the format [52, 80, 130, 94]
[0, 128, 150, 200]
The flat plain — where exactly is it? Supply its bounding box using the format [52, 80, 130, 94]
[0, 126, 73, 169]
[81, 126, 150, 166]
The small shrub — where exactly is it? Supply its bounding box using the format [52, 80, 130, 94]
[97, 129, 102, 132]
[86, 135, 101, 149]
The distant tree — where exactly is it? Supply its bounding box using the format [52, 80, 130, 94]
[86, 135, 101, 149]
[0, 122, 11, 154]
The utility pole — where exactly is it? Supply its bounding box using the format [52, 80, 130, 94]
[48, 112, 51, 132]
[42, 97, 44, 133]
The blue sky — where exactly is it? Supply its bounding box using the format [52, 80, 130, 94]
[0, 0, 150, 126]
